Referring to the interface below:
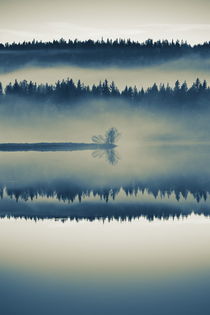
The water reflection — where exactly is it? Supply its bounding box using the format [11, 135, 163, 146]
[1, 215, 210, 315]
[92, 148, 120, 165]
[1, 175, 210, 203]
[0, 198, 210, 222]
[0, 143, 210, 315]
[0, 143, 209, 221]
[1, 180, 210, 222]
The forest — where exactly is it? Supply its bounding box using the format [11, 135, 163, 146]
[1, 39, 210, 70]
[0, 78, 209, 108]
[1, 38, 210, 53]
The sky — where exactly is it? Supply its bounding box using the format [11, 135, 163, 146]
[0, 0, 210, 44]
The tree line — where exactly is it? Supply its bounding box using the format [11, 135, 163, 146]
[0, 182, 209, 222]
[0, 201, 209, 223]
[1, 39, 210, 71]
[0, 39, 210, 66]
[1, 177, 209, 203]
[1, 38, 210, 52]
[0, 78, 209, 108]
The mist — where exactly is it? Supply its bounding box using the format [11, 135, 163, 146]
[1, 55, 210, 90]
[0, 96, 208, 144]
[0, 97, 210, 201]
[1, 1, 210, 314]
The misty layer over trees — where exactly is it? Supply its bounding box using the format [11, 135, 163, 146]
[1, 39, 210, 71]
[0, 78, 209, 109]
[1, 39, 210, 221]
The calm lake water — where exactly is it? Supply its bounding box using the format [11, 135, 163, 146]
[0, 142, 210, 314]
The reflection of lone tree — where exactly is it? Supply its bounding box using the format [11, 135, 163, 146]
[92, 128, 121, 145]
[92, 148, 120, 165]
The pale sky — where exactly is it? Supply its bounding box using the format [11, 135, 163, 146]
[0, 0, 210, 44]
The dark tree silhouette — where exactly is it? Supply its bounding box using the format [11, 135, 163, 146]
[105, 128, 121, 144]
[0, 38, 210, 54]
[0, 174, 210, 223]
[0, 78, 209, 109]
[0, 39, 210, 71]
[92, 128, 120, 145]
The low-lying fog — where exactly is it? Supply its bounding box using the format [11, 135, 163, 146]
[0, 99, 209, 189]
[0, 57, 210, 89]
[0, 99, 209, 144]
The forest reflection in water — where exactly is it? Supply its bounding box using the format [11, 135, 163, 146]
[0, 142, 210, 221]
[1, 143, 210, 315]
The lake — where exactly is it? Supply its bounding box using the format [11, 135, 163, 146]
[0, 141, 210, 314]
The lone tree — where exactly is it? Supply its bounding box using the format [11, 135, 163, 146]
[105, 127, 121, 144]
[92, 128, 120, 145]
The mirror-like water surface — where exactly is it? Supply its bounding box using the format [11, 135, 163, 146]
[0, 105, 210, 314]
[0, 143, 210, 311]
[1, 214, 210, 315]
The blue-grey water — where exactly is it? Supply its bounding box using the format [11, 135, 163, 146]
[0, 140, 210, 315]
[0, 58, 210, 314]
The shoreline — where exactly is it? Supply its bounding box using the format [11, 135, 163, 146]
[0, 142, 116, 152]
